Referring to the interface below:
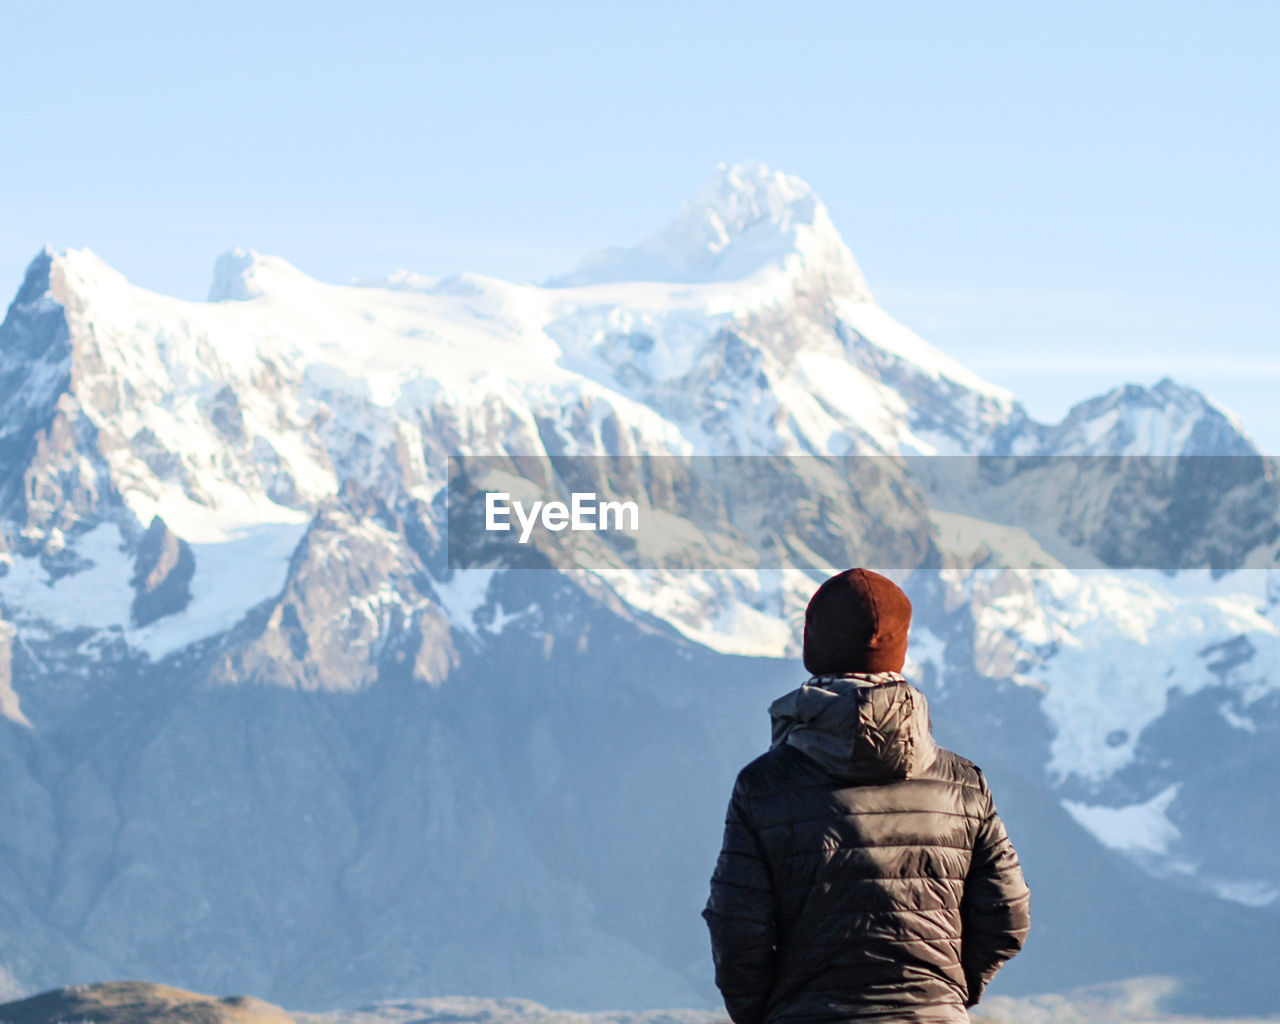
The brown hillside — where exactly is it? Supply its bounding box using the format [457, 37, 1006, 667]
[0, 980, 296, 1024]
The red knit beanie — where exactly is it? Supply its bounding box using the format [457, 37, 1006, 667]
[802, 568, 912, 675]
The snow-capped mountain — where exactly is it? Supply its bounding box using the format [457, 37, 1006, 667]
[545, 161, 873, 297]
[1, 163, 1278, 1015]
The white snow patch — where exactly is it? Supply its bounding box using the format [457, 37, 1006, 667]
[485, 602, 532, 634]
[1206, 877, 1280, 907]
[1218, 701, 1258, 733]
[122, 480, 313, 545]
[1019, 569, 1280, 782]
[904, 627, 947, 688]
[138, 522, 306, 657]
[693, 598, 793, 657]
[0, 524, 136, 634]
[1062, 784, 1181, 856]
[787, 347, 914, 454]
[930, 510, 1068, 572]
[835, 297, 1014, 403]
[430, 568, 497, 636]
[0, 521, 304, 659]
[599, 567, 797, 658]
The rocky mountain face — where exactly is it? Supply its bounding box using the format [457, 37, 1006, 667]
[1, 162, 1278, 1014]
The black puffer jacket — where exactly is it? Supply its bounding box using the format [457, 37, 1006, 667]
[703, 675, 1030, 1024]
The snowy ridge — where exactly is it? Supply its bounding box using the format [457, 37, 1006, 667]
[208, 248, 318, 302]
[1013, 378, 1259, 457]
[0, 165, 1028, 661]
[1, 165, 1274, 677]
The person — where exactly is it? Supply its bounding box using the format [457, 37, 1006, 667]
[703, 568, 1030, 1024]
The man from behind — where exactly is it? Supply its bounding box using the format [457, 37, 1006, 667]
[704, 568, 1030, 1024]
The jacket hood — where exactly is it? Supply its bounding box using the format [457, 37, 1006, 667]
[769, 674, 939, 781]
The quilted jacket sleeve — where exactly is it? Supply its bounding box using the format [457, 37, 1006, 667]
[702, 774, 777, 1024]
[960, 778, 1031, 1007]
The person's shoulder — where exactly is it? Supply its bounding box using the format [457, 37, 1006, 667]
[734, 742, 819, 799]
[927, 745, 993, 795]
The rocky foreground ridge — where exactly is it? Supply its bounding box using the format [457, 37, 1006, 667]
[3, 980, 1278, 1024]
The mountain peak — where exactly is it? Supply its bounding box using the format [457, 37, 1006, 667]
[1039, 377, 1258, 457]
[6, 248, 56, 314]
[208, 249, 314, 302]
[547, 161, 873, 298]
[4, 247, 126, 335]
[670, 160, 820, 251]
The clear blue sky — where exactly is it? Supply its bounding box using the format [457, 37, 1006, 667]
[2, 1, 1277, 446]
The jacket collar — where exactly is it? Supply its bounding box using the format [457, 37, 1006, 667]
[768, 673, 937, 781]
